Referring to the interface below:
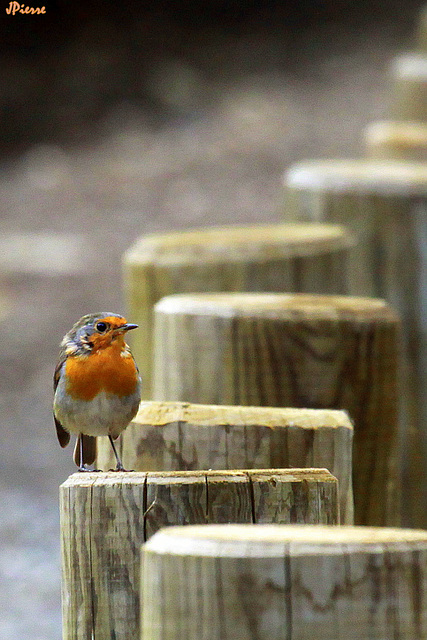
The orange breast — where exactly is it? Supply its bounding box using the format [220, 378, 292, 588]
[65, 345, 138, 401]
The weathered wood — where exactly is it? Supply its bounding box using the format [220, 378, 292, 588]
[390, 53, 427, 121]
[153, 293, 399, 527]
[248, 469, 338, 524]
[119, 401, 353, 523]
[205, 471, 253, 524]
[123, 223, 351, 399]
[89, 474, 145, 640]
[144, 472, 207, 539]
[284, 159, 427, 527]
[284, 159, 427, 294]
[60, 469, 337, 640]
[141, 524, 427, 640]
[60, 475, 96, 640]
[364, 121, 427, 160]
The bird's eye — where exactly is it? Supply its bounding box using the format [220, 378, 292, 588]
[95, 321, 108, 333]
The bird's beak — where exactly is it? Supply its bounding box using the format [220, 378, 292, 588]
[115, 323, 138, 333]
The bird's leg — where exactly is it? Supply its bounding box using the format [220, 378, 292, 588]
[109, 435, 127, 471]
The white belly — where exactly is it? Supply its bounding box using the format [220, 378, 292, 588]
[54, 387, 140, 438]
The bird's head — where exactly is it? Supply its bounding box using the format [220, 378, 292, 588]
[62, 313, 138, 355]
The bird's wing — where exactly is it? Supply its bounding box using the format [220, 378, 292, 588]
[53, 356, 70, 448]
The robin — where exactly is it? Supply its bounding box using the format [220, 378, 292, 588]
[53, 312, 141, 471]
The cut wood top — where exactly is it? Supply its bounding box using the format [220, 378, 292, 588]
[124, 223, 352, 265]
[285, 159, 427, 194]
[365, 121, 427, 151]
[61, 468, 336, 486]
[144, 524, 427, 556]
[61, 471, 146, 488]
[134, 400, 354, 431]
[155, 292, 398, 322]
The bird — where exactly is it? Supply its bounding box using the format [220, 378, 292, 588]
[53, 312, 141, 471]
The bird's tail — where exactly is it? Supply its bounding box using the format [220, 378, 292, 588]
[73, 434, 97, 467]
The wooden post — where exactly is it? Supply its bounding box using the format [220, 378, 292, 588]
[113, 401, 354, 524]
[60, 469, 337, 640]
[141, 524, 427, 640]
[153, 293, 400, 527]
[284, 159, 427, 295]
[417, 4, 427, 51]
[283, 159, 427, 528]
[390, 53, 427, 121]
[364, 121, 427, 160]
[123, 222, 351, 399]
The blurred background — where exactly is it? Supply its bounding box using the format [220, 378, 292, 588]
[0, 1, 424, 638]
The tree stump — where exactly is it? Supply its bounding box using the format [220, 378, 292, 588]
[141, 524, 427, 640]
[364, 121, 427, 160]
[283, 159, 427, 527]
[60, 469, 337, 640]
[390, 53, 427, 121]
[153, 293, 400, 527]
[108, 401, 354, 524]
[123, 223, 351, 399]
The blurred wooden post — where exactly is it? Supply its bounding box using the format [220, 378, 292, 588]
[364, 121, 427, 160]
[283, 159, 427, 527]
[141, 524, 427, 640]
[123, 223, 351, 399]
[153, 293, 400, 527]
[390, 53, 427, 121]
[117, 401, 354, 524]
[417, 4, 427, 51]
[284, 159, 427, 295]
[60, 469, 337, 640]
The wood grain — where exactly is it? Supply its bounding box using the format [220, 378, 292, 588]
[205, 471, 253, 524]
[284, 160, 427, 528]
[119, 401, 353, 523]
[122, 222, 351, 399]
[152, 294, 399, 525]
[141, 524, 427, 640]
[144, 472, 207, 539]
[60, 475, 95, 640]
[248, 468, 338, 524]
[60, 469, 337, 640]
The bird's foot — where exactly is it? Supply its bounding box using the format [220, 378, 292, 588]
[108, 465, 134, 472]
[78, 465, 102, 472]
